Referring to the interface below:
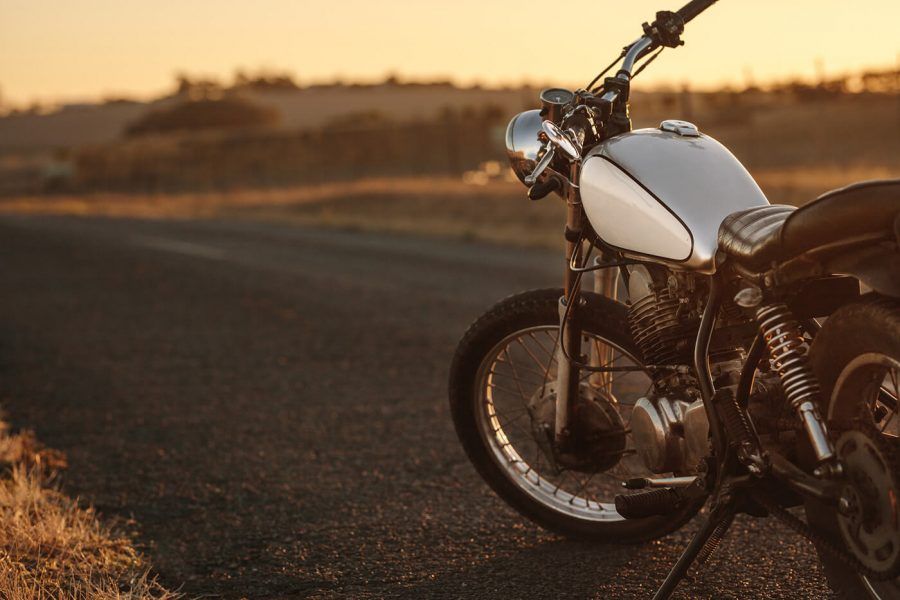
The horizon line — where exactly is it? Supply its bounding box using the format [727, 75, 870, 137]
[2, 60, 898, 111]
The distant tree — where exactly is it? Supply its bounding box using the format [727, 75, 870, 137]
[173, 73, 224, 99]
[231, 70, 300, 91]
[124, 96, 279, 137]
[860, 69, 900, 94]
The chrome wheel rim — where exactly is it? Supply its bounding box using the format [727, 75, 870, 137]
[474, 325, 659, 522]
[830, 352, 899, 597]
[830, 352, 899, 440]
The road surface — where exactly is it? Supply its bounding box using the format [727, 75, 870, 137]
[0, 215, 833, 598]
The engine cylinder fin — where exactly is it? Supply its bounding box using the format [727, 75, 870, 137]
[627, 287, 698, 367]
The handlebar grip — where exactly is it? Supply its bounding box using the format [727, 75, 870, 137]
[676, 0, 717, 24]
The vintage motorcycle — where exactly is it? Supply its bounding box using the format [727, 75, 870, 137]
[448, 1, 900, 597]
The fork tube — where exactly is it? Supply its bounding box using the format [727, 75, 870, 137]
[590, 265, 618, 392]
[555, 170, 583, 444]
[562, 184, 582, 298]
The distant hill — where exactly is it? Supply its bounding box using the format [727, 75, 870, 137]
[1, 65, 896, 153]
[0, 84, 540, 153]
[1, 72, 896, 195]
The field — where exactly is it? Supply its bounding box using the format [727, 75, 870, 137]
[0, 163, 894, 250]
[2, 85, 897, 247]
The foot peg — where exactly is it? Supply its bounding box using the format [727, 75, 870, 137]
[615, 487, 683, 519]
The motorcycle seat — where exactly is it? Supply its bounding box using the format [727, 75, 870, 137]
[717, 179, 900, 270]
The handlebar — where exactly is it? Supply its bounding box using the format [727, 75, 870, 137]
[595, 0, 718, 106]
[676, 0, 718, 24]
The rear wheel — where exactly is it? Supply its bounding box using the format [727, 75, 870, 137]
[806, 297, 900, 599]
[449, 289, 701, 542]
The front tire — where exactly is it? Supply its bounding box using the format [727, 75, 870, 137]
[448, 289, 701, 542]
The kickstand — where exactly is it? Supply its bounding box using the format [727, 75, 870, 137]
[651, 499, 738, 600]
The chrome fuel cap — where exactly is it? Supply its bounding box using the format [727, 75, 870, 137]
[660, 119, 700, 137]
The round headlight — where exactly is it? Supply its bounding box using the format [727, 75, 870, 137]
[505, 109, 544, 184]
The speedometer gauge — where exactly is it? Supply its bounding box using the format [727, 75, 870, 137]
[540, 88, 575, 106]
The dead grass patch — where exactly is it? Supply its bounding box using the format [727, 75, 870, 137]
[0, 413, 176, 600]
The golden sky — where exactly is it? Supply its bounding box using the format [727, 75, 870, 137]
[1, 0, 898, 105]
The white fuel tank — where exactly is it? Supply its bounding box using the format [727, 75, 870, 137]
[580, 121, 769, 273]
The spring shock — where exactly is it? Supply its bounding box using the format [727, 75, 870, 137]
[756, 303, 835, 463]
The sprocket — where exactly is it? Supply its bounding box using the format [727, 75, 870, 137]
[834, 423, 900, 578]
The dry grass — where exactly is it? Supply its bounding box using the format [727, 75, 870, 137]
[0, 164, 895, 250]
[0, 416, 176, 600]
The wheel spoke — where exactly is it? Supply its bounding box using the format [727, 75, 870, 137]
[570, 472, 597, 505]
[528, 332, 556, 363]
[502, 348, 531, 407]
[515, 337, 552, 373]
[491, 364, 551, 381]
[879, 406, 896, 434]
[487, 382, 526, 396]
[496, 410, 529, 431]
[477, 325, 654, 521]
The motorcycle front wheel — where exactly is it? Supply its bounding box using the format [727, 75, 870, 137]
[448, 288, 701, 542]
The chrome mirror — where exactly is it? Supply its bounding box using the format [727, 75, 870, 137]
[541, 120, 581, 161]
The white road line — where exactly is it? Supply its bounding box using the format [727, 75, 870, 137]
[131, 235, 228, 260]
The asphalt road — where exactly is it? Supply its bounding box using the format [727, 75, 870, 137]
[0, 215, 834, 599]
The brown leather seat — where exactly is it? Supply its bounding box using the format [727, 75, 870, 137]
[718, 179, 900, 270]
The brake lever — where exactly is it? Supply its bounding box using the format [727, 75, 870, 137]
[542, 120, 581, 160]
[524, 146, 555, 186]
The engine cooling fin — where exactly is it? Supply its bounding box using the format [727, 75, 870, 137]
[627, 288, 698, 367]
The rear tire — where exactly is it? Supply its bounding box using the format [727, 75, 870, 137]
[806, 296, 900, 599]
[449, 289, 702, 543]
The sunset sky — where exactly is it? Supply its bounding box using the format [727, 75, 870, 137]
[1, 0, 898, 105]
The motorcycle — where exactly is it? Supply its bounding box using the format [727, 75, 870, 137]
[447, 1, 900, 597]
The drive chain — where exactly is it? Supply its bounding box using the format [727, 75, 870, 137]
[753, 418, 900, 583]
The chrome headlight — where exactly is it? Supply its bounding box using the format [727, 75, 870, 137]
[505, 109, 544, 184]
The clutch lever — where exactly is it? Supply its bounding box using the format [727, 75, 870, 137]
[524, 146, 556, 186]
[524, 120, 583, 186]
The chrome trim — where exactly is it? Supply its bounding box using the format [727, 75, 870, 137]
[621, 36, 654, 76]
[626, 476, 698, 489]
[505, 109, 545, 184]
[542, 120, 581, 161]
[756, 303, 835, 463]
[660, 119, 700, 137]
[600, 36, 654, 104]
[524, 146, 555, 186]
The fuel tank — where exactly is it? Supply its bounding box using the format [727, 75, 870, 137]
[579, 121, 769, 273]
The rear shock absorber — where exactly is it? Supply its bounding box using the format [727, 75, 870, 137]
[756, 304, 835, 464]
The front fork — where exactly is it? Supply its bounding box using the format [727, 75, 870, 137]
[554, 189, 582, 444]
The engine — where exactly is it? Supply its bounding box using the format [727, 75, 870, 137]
[630, 395, 709, 474]
[623, 265, 751, 474]
[625, 265, 700, 367]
